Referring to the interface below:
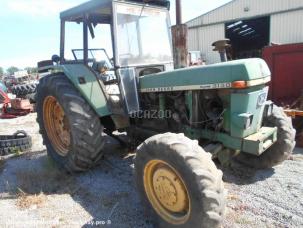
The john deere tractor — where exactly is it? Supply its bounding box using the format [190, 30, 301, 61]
[36, 0, 295, 227]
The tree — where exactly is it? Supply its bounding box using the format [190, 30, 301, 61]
[0, 67, 3, 79]
[6, 66, 19, 75]
[25, 67, 38, 74]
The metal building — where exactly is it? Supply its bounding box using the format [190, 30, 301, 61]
[186, 0, 303, 64]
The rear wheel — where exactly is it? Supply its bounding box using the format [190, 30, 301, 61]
[36, 74, 105, 172]
[235, 104, 296, 169]
[135, 133, 226, 227]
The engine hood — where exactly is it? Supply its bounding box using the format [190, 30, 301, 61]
[139, 58, 271, 92]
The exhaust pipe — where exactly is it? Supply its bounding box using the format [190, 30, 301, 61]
[212, 39, 231, 62]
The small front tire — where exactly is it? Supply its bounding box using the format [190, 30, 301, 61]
[135, 133, 226, 228]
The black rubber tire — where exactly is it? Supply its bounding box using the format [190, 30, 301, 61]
[36, 73, 106, 172]
[235, 104, 296, 169]
[135, 133, 226, 228]
[25, 93, 36, 104]
[12, 83, 37, 97]
[0, 131, 32, 156]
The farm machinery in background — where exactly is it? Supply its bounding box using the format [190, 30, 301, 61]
[0, 71, 36, 119]
[262, 43, 303, 147]
[9, 70, 38, 103]
[0, 87, 32, 119]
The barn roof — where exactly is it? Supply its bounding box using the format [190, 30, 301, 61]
[186, 0, 303, 28]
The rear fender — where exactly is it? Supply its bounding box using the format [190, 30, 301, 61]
[43, 64, 111, 117]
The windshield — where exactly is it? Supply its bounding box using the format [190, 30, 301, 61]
[115, 3, 173, 66]
[72, 49, 113, 68]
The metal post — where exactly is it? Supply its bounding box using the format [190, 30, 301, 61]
[60, 20, 65, 63]
[83, 17, 88, 65]
[172, 0, 188, 69]
[212, 39, 230, 62]
[219, 51, 227, 62]
[176, 0, 182, 25]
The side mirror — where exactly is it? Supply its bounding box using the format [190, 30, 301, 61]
[52, 55, 60, 64]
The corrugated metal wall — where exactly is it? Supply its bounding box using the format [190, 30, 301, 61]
[270, 9, 303, 44]
[187, 0, 303, 64]
[188, 0, 303, 28]
[188, 24, 225, 64]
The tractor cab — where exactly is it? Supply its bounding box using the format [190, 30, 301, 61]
[57, 0, 173, 115]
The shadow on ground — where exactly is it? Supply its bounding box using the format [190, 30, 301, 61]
[2, 134, 299, 227]
[0, 136, 152, 228]
[218, 148, 303, 185]
[218, 160, 275, 185]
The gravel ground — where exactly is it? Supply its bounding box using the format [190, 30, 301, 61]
[0, 113, 302, 227]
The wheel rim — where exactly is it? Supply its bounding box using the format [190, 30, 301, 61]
[43, 96, 71, 156]
[144, 160, 190, 225]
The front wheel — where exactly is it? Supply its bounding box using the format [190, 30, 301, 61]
[134, 133, 226, 227]
[235, 104, 296, 169]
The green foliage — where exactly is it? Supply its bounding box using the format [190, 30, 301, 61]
[6, 66, 19, 75]
[0, 67, 3, 76]
[12, 147, 22, 156]
[25, 67, 38, 74]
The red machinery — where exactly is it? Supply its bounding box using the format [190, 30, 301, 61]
[263, 43, 303, 146]
[0, 89, 31, 119]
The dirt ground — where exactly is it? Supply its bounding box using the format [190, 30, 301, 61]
[0, 113, 302, 227]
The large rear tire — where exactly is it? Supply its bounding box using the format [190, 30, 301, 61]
[36, 74, 105, 172]
[135, 133, 226, 228]
[235, 104, 296, 169]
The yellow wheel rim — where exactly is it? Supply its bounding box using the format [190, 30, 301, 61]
[144, 160, 191, 225]
[43, 96, 71, 156]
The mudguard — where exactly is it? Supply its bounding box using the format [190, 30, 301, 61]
[42, 64, 111, 117]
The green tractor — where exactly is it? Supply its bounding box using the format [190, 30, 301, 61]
[36, 0, 295, 227]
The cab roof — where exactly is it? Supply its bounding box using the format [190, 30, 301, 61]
[60, 0, 170, 22]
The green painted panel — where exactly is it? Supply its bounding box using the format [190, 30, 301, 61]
[242, 127, 277, 155]
[60, 0, 112, 20]
[61, 64, 111, 116]
[139, 58, 270, 90]
[184, 127, 242, 151]
[230, 86, 268, 138]
[184, 125, 277, 155]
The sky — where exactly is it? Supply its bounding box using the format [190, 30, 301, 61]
[0, 0, 232, 70]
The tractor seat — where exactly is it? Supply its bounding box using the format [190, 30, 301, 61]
[99, 74, 118, 85]
[92, 60, 118, 85]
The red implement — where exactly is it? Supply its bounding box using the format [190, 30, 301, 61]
[0, 89, 31, 119]
[263, 43, 303, 105]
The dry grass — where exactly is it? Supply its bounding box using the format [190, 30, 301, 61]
[227, 193, 239, 200]
[16, 191, 47, 209]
